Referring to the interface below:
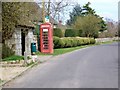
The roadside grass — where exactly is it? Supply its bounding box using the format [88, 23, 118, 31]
[53, 45, 93, 55]
[36, 44, 96, 56]
[2, 40, 118, 61]
[37, 40, 118, 56]
[2, 55, 24, 61]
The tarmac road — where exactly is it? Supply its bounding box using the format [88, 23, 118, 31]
[3, 42, 119, 88]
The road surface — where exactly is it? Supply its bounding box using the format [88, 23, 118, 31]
[3, 42, 119, 88]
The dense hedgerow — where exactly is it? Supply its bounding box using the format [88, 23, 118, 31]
[65, 29, 78, 37]
[53, 28, 64, 38]
[53, 36, 96, 49]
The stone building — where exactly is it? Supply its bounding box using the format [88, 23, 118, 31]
[5, 24, 37, 56]
[3, 2, 40, 56]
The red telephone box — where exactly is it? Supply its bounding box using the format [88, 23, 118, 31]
[40, 23, 53, 54]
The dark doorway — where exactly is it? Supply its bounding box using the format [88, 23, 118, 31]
[21, 29, 25, 55]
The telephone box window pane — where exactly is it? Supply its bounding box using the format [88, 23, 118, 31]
[43, 29, 48, 32]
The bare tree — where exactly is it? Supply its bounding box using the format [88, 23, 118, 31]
[105, 18, 118, 37]
[37, 0, 72, 23]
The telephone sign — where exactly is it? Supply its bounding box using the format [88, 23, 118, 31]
[45, 16, 49, 23]
[40, 23, 53, 54]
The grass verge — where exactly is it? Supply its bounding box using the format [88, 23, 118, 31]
[2, 55, 24, 61]
[53, 45, 94, 55]
[36, 41, 118, 56]
[36, 44, 96, 56]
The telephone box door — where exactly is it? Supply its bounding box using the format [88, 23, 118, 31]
[42, 28, 49, 52]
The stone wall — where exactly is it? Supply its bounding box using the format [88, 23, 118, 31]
[15, 28, 22, 56]
[95, 37, 119, 43]
[5, 28, 22, 56]
[25, 29, 33, 56]
[25, 29, 38, 56]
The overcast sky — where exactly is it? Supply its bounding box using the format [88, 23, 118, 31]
[35, 0, 119, 24]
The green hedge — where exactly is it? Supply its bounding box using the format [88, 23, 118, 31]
[65, 29, 78, 37]
[53, 37, 96, 49]
[53, 28, 64, 38]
